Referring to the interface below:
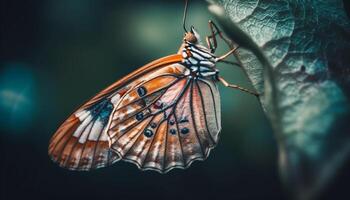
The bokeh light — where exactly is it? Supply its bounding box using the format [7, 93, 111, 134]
[0, 63, 37, 132]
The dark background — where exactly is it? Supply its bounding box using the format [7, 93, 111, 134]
[1, 1, 349, 200]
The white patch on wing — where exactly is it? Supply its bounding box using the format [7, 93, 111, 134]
[123, 94, 133, 102]
[126, 106, 135, 115]
[100, 130, 109, 141]
[88, 120, 103, 141]
[78, 122, 93, 143]
[75, 110, 90, 121]
[118, 125, 126, 133]
[73, 115, 93, 137]
[111, 93, 121, 105]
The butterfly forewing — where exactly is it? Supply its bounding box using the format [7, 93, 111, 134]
[48, 55, 183, 171]
[48, 97, 121, 170]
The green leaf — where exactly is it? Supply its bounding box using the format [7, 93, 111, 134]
[208, 0, 350, 199]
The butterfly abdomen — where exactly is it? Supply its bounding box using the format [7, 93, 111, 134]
[182, 42, 218, 78]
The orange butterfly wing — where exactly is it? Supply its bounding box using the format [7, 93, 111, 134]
[48, 52, 222, 173]
[107, 68, 221, 173]
[48, 54, 183, 171]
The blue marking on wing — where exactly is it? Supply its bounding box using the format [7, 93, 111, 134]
[87, 98, 114, 125]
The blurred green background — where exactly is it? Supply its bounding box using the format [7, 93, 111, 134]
[0, 0, 284, 199]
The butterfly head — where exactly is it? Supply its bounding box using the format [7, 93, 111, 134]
[184, 26, 201, 44]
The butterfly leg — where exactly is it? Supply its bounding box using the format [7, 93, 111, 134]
[206, 20, 235, 52]
[206, 22, 218, 52]
[206, 20, 241, 66]
[216, 46, 239, 61]
[218, 76, 259, 97]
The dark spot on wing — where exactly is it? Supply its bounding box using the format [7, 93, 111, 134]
[137, 86, 147, 97]
[180, 127, 189, 134]
[144, 129, 153, 138]
[169, 129, 176, 135]
[136, 112, 144, 121]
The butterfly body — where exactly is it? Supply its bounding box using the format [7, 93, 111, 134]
[182, 41, 218, 78]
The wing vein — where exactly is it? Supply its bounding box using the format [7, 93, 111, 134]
[50, 119, 77, 159]
[82, 55, 182, 109]
[109, 77, 183, 132]
[163, 118, 169, 172]
[163, 78, 191, 170]
[195, 80, 216, 145]
[112, 77, 186, 141]
[112, 74, 183, 113]
[172, 81, 192, 167]
[75, 118, 96, 169]
[59, 118, 93, 165]
[142, 119, 166, 168]
[198, 78, 219, 129]
[90, 121, 106, 168]
[122, 115, 156, 159]
[190, 81, 205, 157]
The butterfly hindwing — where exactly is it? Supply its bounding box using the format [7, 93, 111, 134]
[108, 67, 221, 173]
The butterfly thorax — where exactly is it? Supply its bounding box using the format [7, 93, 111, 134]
[181, 41, 218, 78]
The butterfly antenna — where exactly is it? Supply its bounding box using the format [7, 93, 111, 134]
[183, 0, 189, 32]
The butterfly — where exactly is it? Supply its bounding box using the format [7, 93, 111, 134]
[48, 0, 258, 173]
